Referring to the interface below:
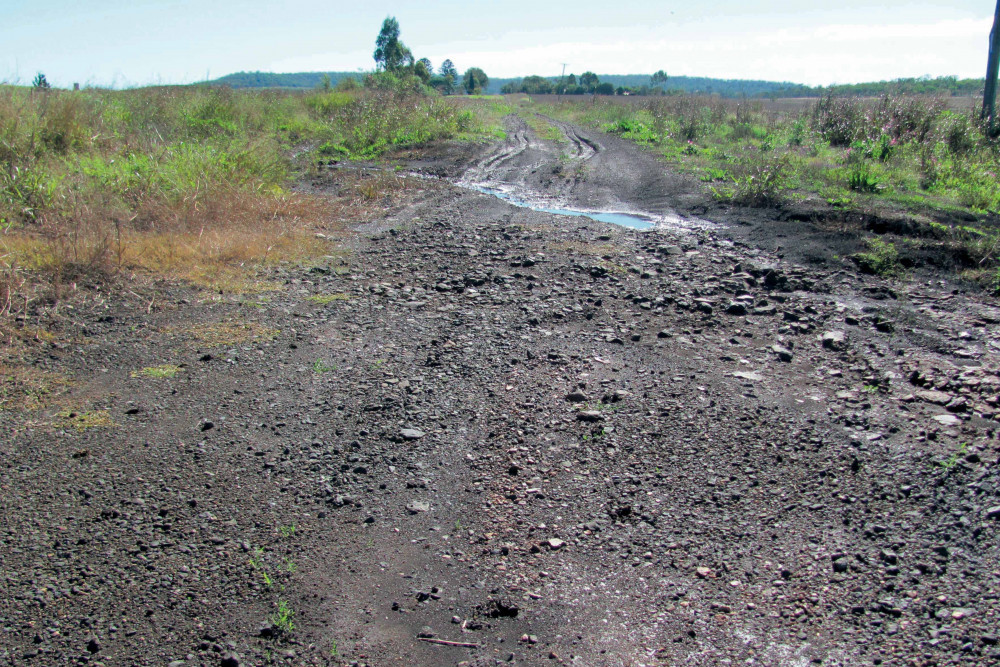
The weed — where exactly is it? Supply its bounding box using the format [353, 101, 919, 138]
[249, 547, 265, 569]
[282, 557, 298, 573]
[270, 600, 295, 634]
[313, 359, 336, 373]
[130, 364, 181, 379]
[700, 167, 729, 182]
[848, 163, 882, 193]
[278, 524, 297, 538]
[853, 237, 903, 278]
[261, 570, 273, 588]
[330, 640, 339, 657]
[936, 442, 968, 469]
[715, 154, 789, 207]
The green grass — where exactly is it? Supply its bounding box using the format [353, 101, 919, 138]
[130, 364, 182, 379]
[530, 94, 1000, 288]
[306, 292, 351, 304]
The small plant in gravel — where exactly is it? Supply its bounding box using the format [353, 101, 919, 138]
[249, 547, 265, 569]
[282, 557, 298, 573]
[312, 359, 336, 373]
[54, 409, 116, 431]
[278, 524, 297, 538]
[306, 292, 350, 304]
[936, 442, 968, 469]
[270, 600, 295, 634]
[130, 364, 181, 379]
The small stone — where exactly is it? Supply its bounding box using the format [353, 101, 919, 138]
[916, 390, 952, 405]
[546, 538, 565, 550]
[771, 345, 793, 362]
[400, 428, 426, 440]
[985, 506, 1000, 520]
[417, 626, 436, 639]
[821, 330, 846, 350]
[87, 638, 101, 654]
[565, 391, 588, 403]
[695, 566, 711, 578]
[220, 654, 241, 667]
[577, 411, 603, 422]
[932, 414, 960, 427]
[406, 501, 430, 514]
[832, 557, 849, 573]
[726, 303, 748, 316]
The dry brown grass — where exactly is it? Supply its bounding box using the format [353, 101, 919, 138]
[0, 363, 71, 411]
[182, 320, 280, 348]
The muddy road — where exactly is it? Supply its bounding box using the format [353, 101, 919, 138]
[3, 114, 1000, 667]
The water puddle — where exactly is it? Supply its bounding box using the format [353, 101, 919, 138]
[470, 185, 657, 231]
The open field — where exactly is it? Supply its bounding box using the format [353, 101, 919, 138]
[0, 83, 512, 352]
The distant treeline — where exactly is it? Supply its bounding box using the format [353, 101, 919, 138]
[205, 71, 984, 99]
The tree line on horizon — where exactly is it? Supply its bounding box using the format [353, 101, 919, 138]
[202, 70, 985, 100]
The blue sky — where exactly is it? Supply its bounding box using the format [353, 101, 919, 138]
[1, 1, 995, 87]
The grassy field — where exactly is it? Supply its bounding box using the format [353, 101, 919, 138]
[0, 82, 510, 353]
[532, 94, 1000, 289]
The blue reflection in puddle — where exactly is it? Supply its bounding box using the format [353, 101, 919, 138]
[473, 186, 656, 230]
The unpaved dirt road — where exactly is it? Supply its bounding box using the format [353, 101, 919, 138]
[3, 114, 1000, 667]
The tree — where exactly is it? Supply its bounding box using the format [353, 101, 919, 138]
[32, 72, 51, 90]
[579, 71, 599, 93]
[463, 67, 488, 95]
[438, 59, 458, 94]
[650, 70, 668, 90]
[595, 82, 615, 96]
[415, 58, 432, 83]
[373, 17, 413, 73]
[519, 75, 554, 94]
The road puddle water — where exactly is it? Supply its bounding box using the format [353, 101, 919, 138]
[470, 185, 657, 230]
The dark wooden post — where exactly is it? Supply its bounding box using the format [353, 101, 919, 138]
[984, 0, 1000, 132]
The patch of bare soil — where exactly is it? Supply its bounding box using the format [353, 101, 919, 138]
[2, 118, 1000, 667]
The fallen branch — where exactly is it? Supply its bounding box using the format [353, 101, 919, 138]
[417, 638, 480, 648]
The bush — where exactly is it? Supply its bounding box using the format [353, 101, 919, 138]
[714, 153, 789, 207]
[853, 237, 903, 277]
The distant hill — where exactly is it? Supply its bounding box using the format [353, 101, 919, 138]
[204, 71, 364, 89]
[204, 71, 983, 99]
